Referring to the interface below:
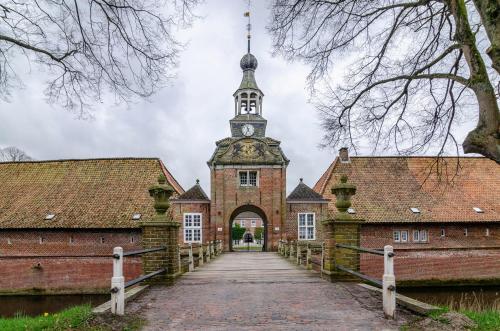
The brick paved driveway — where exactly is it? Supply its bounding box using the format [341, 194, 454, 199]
[127, 252, 413, 330]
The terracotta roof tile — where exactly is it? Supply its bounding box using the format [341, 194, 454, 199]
[0, 158, 183, 229]
[317, 157, 500, 223]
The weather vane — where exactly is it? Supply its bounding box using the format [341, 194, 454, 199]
[244, 0, 251, 53]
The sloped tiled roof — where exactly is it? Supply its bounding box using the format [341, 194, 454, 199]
[175, 180, 210, 201]
[314, 157, 500, 223]
[0, 158, 183, 229]
[287, 179, 327, 201]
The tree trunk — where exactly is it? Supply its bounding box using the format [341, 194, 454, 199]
[472, 0, 500, 74]
[447, 0, 500, 162]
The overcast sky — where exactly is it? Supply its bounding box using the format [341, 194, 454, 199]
[0, 1, 339, 194]
[0, 0, 479, 194]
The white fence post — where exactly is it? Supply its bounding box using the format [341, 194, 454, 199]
[320, 242, 325, 274]
[177, 244, 182, 272]
[199, 245, 204, 266]
[188, 243, 194, 272]
[296, 242, 301, 265]
[383, 245, 396, 319]
[111, 247, 125, 316]
[206, 243, 211, 262]
[289, 241, 295, 261]
[306, 244, 312, 270]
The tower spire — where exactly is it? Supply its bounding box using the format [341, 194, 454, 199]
[244, 1, 251, 53]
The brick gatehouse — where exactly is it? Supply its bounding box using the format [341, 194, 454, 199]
[1, 46, 499, 293]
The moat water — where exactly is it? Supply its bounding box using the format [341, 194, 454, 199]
[399, 286, 500, 310]
[0, 294, 108, 318]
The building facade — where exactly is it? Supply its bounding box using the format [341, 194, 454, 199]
[1, 46, 499, 294]
[314, 150, 500, 284]
[0, 158, 183, 293]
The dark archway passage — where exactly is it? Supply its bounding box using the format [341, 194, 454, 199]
[229, 205, 268, 252]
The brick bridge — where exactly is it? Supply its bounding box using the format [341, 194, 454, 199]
[126, 252, 412, 330]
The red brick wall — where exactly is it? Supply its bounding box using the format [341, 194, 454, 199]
[210, 166, 286, 251]
[172, 202, 211, 244]
[0, 229, 142, 293]
[360, 223, 500, 282]
[285, 203, 328, 241]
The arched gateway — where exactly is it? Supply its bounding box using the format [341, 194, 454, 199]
[229, 205, 268, 251]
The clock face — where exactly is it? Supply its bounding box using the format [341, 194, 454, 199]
[242, 124, 255, 137]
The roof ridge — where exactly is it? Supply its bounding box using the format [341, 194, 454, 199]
[288, 180, 326, 201]
[176, 182, 209, 200]
[313, 156, 338, 194]
[0, 157, 161, 165]
[349, 156, 486, 159]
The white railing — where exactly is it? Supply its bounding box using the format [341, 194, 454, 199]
[277, 240, 396, 319]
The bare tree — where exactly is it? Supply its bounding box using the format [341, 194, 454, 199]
[269, 0, 499, 163]
[0, 146, 32, 161]
[0, 0, 200, 116]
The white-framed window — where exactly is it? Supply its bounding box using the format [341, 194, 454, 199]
[251, 220, 256, 227]
[464, 228, 468, 236]
[401, 230, 409, 243]
[413, 230, 419, 242]
[240, 220, 245, 227]
[298, 213, 315, 240]
[184, 213, 202, 243]
[441, 228, 445, 237]
[239, 170, 258, 187]
[393, 231, 401, 242]
[419, 230, 428, 242]
[413, 229, 428, 242]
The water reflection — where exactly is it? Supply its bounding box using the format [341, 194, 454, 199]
[0, 294, 108, 317]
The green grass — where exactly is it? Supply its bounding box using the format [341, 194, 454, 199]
[0, 305, 92, 331]
[0, 305, 144, 331]
[233, 245, 263, 251]
[463, 310, 500, 331]
[427, 306, 500, 331]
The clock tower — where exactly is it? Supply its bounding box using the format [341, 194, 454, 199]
[229, 52, 267, 138]
[207, 19, 289, 252]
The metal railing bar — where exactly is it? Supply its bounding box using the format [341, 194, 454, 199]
[0, 254, 113, 259]
[121, 247, 166, 258]
[124, 268, 166, 289]
[335, 243, 390, 256]
[336, 264, 383, 288]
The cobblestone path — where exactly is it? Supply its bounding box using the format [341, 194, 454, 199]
[128, 252, 413, 330]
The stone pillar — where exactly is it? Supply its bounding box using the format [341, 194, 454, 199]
[322, 175, 364, 281]
[140, 174, 181, 284]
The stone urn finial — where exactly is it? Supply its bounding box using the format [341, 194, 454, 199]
[149, 174, 174, 215]
[331, 175, 356, 219]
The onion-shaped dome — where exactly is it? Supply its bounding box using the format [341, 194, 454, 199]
[240, 53, 258, 71]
